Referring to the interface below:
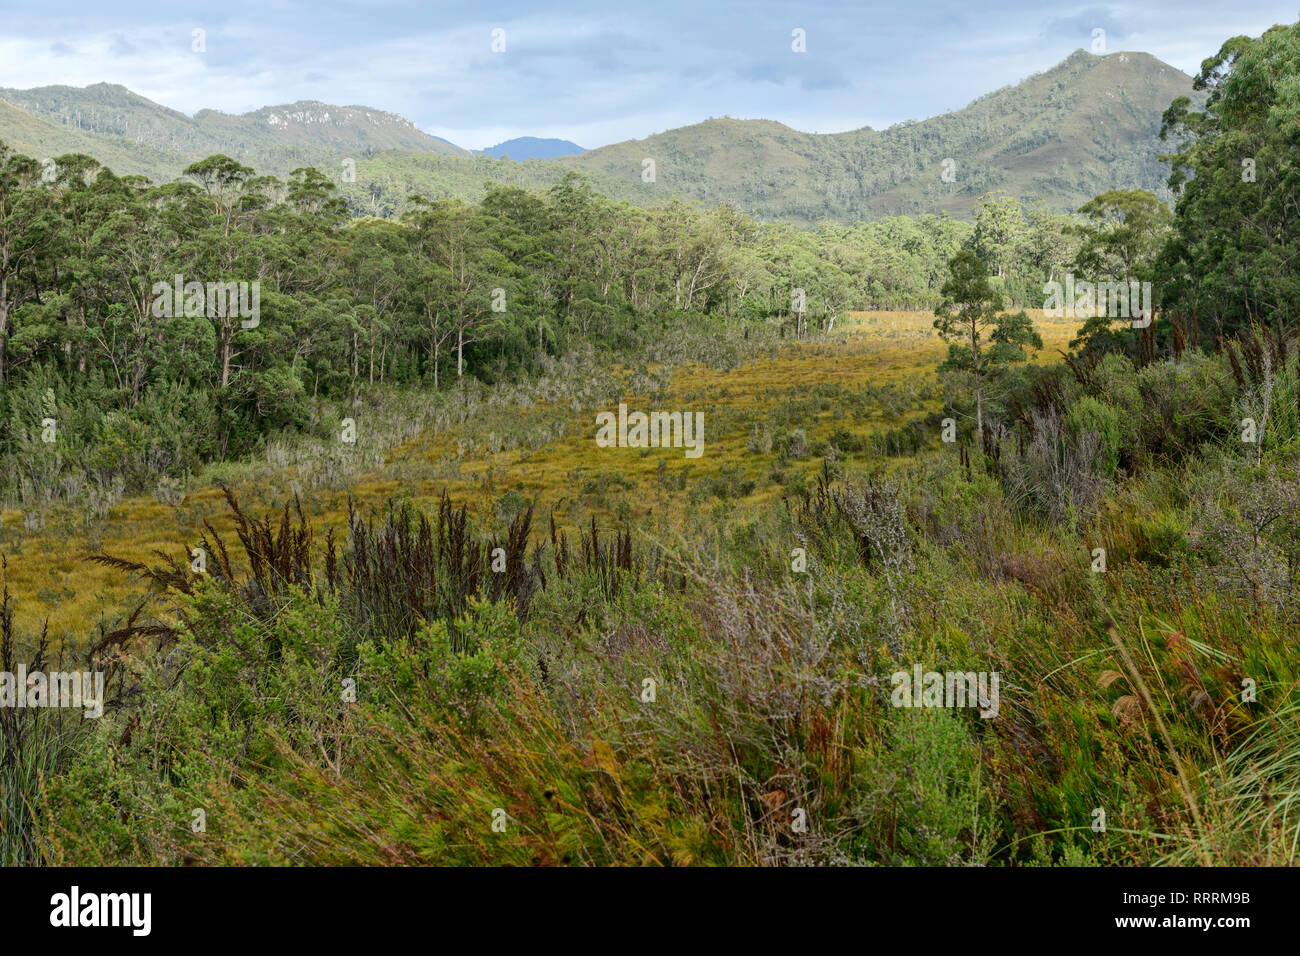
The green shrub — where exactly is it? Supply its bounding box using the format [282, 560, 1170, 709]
[1066, 395, 1122, 478]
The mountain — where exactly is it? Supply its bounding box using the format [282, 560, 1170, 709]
[0, 51, 1201, 222]
[192, 101, 469, 159]
[0, 94, 181, 180]
[480, 137, 584, 160]
[554, 49, 1199, 220]
[0, 83, 467, 180]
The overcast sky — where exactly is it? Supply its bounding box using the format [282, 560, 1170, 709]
[0, 1, 1294, 150]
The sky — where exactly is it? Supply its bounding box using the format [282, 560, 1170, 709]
[0, 1, 1295, 150]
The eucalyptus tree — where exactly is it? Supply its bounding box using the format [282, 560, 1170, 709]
[1068, 190, 1171, 360]
[0, 142, 50, 385]
[972, 191, 1028, 281]
[404, 197, 509, 383]
[86, 181, 182, 405]
[1158, 23, 1300, 339]
[934, 249, 1043, 443]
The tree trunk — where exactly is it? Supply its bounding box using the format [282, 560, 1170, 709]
[78, 306, 87, 373]
[0, 275, 8, 385]
[220, 324, 233, 389]
[971, 320, 983, 443]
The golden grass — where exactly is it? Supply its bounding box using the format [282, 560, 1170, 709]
[0, 310, 1080, 642]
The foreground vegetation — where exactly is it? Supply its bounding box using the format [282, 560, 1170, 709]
[2, 303, 1297, 866]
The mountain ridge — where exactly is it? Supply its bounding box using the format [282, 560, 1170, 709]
[552, 49, 1200, 219]
[0, 49, 1201, 222]
[0, 82, 468, 180]
[480, 136, 585, 159]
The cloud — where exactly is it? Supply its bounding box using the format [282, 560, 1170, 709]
[1040, 7, 1128, 42]
[0, 1, 1294, 150]
[736, 58, 851, 91]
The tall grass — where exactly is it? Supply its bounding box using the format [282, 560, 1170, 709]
[0, 566, 82, 865]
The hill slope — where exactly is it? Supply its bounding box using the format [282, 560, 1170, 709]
[557, 50, 1198, 220]
[0, 51, 1199, 222]
[0, 95, 179, 178]
[0, 83, 468, 180]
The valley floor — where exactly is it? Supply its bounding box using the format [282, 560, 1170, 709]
[0, 310, 1078, 641]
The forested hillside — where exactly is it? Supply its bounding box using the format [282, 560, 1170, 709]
[0, 49, 1199, 223]
[558, 50, 1200, 221]
[0, 82, 468, 184]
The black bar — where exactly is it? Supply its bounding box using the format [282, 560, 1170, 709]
[0, 865, 1282, 942]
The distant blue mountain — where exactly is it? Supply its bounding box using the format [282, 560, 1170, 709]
[480, 137, 585, 160]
